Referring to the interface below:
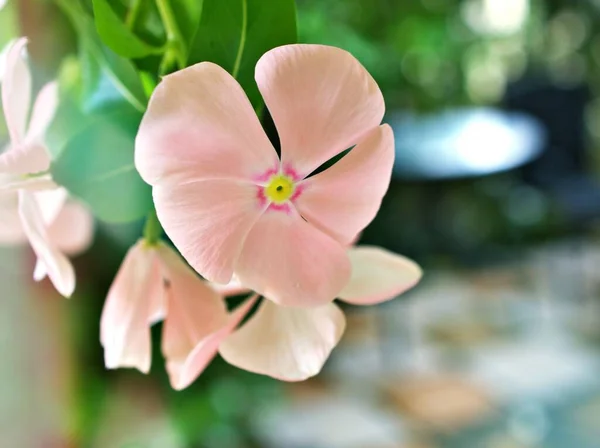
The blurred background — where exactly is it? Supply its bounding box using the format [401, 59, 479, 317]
[3, 0, 600, 446]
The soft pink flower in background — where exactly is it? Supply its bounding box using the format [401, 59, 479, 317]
[136, 44, 394, 307]
[0, 38, 93, 297]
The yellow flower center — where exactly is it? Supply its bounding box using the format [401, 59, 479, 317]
[264, 175, 295, 204]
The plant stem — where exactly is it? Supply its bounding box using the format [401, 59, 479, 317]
[125, 0, 144, 31]
[143, 208, 162, 246]
[155, 0, 186, 70]
[231, 0, 248, 79]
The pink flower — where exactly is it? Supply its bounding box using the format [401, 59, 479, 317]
[135, 44, 394, 307]
[218, 245, 422, 381]
[0, 38, 93, 297]
[30, 189, 95, 282]
[102, 241, 421, 386]
[1, 39, 55, 191]
[100, 240, 255, 390]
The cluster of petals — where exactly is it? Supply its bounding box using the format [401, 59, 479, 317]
[219, 245, 423, 380]
[101, 240, 246, 390]
[102, 240, 422, 387]
[0, 38, 93, 296]
[135, 44, 396, 307]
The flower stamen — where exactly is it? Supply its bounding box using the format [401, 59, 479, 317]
[264, 175, 295, 204]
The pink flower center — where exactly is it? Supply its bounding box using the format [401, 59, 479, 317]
[256, 167, 304, 212]
[264, 174, 295, 204]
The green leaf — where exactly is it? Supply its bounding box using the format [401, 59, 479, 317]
[46, 57, 93, 159]
[187, 0, 297, 108]
[57, 0, 147, 112]
[46, 96, 94, 160]
[169, 0, 204, 46]
[82, 26, 148, 111]
[51, 110, 153, 223]
[92, 0, 163, 58]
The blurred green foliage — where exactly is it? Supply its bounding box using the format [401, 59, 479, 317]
[92, 0, 164, 59]
[297, 0, 600, 116]
[52, 108, 153, 223]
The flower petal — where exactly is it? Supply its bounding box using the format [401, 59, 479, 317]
[100, 241, 164, 373]
[153, 179, 265, 284]
[18, 190, 75, 297]
[47, 201, 94, 255]
[219, 300, 346, 381]
[157, 243, 229, 389]
[235, 208, 351, 307]
[0, 172, 55, 192]
[209, 275, 250, 297]
[0, 142, 51, 176]
[2, 38, 31, 144]
[255, 44, 385, 177]
[136, 62, 278, 186]
[163, 289, 256, 391]
[339, 246, 422, 305]
[25, 81, 59, 143]
[295, 125, 394, 244]
[33, 259, 47, 281]
[34, 187, 67, 225]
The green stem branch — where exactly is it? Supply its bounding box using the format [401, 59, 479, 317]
[231, 0, 248, 79]
[125, 0, 144, 30]
[143, 208, 162, 246]
[155, 0, 186, 71]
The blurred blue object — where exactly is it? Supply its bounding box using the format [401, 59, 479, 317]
[390, 108, 545, 180]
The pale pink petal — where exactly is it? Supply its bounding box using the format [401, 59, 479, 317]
[209, 276, 250, 297]
[164, 293, 257, 391]
[219, 300, 346, 381]
[0, 172, 55, 191]
[255, 44, 385, 178]
[148, 281, 167, 325]
[295, 125, 394, 244]
[25, 81, 59, 143]
[33, 259, 46, 281]
[153, 180, 265, 284]
[339, 246, 422, 305]
[47, 201, 94, 255]
[100, 241, 164, 373]
[136, 62, 278, 186]
[349, 231, 362, 246]
[157, 243, 230, 390]
[0, 189, 25, 244]
[0, 142, 50, 176]
[18, 190, 75, 297]
[2, 38, 31, 144]
[234, 208, 351, 307]
[34, 187, 67, 225]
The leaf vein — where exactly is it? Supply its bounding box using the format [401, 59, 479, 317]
[83, 164, 137, 185]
